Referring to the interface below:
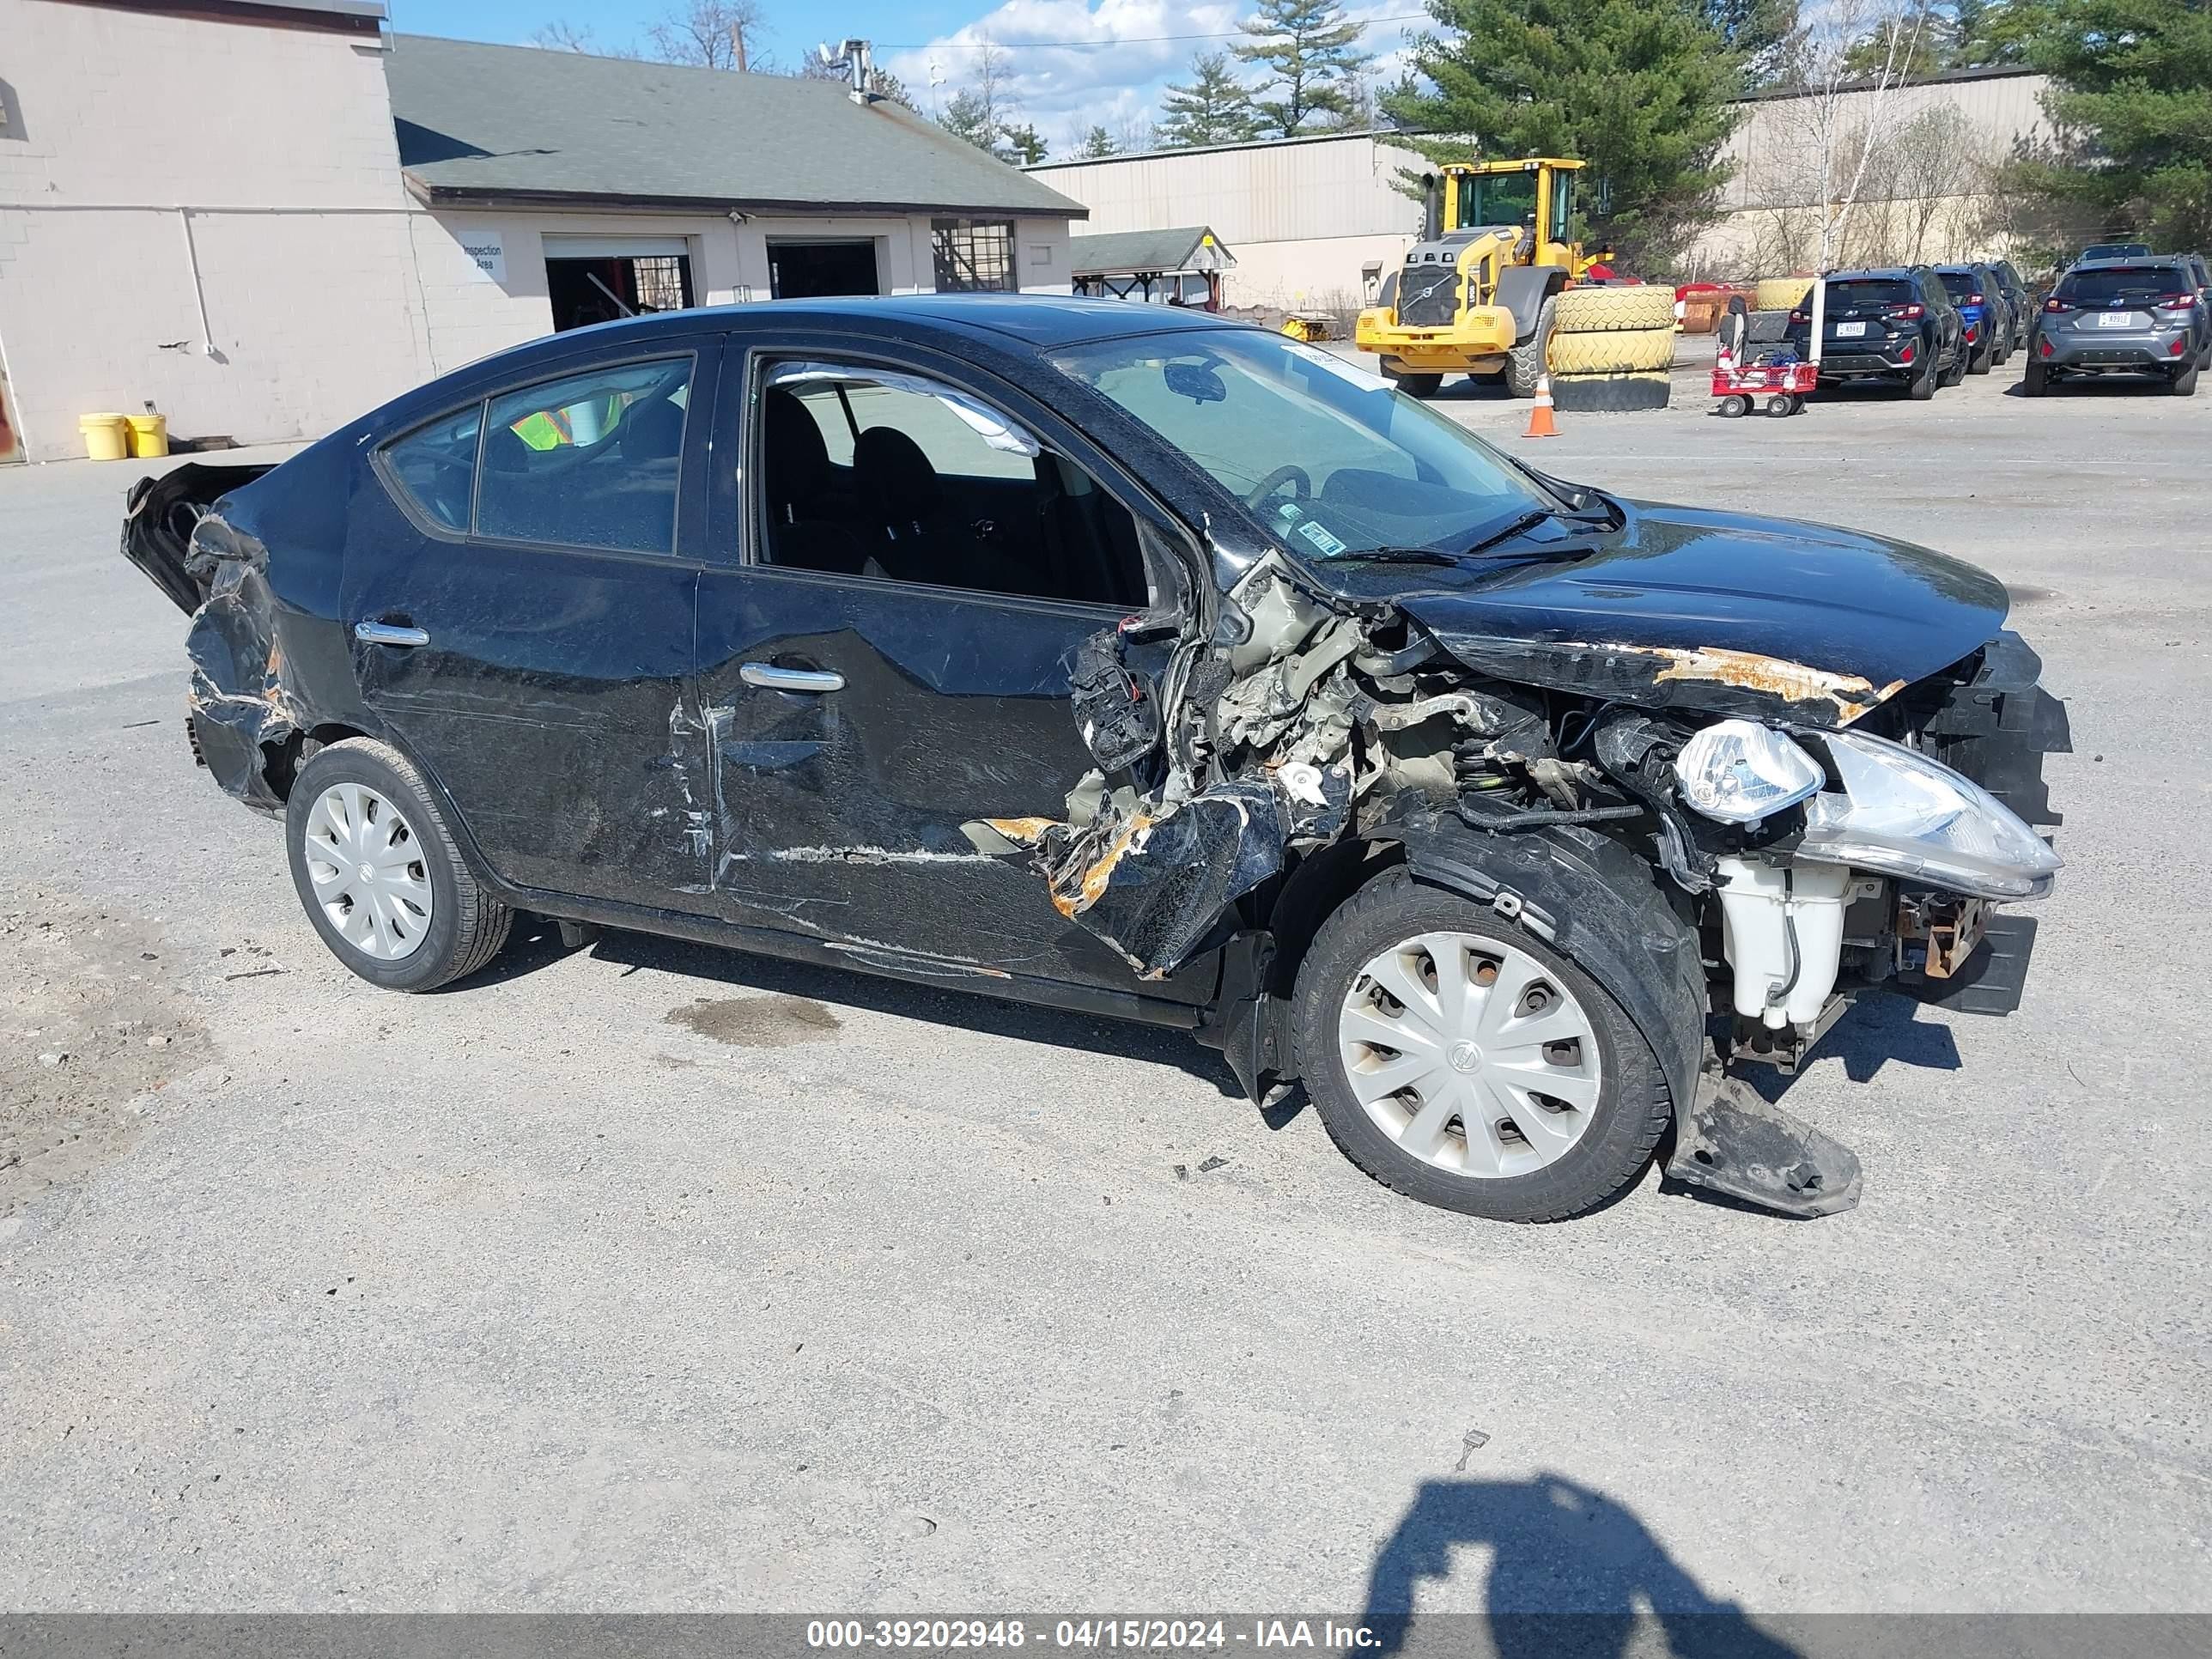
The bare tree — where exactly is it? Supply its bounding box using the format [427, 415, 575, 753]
[1884, 103, 1984, 261]
[531, 20, 599, 52]
[646, 0, 771, 72]
[1776, 0, 1936, 268]
[1114, 114, 1158, 155]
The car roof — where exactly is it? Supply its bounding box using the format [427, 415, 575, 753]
[1934, 262, 1991, 273]
[2069, 255, 2186, 270]
[522, 294, 1244, 358]
[1826, 268, 1923, 281]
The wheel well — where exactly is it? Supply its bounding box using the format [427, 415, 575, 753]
[263, 723, 371, 802]
[1259, 836, 1404, 1000]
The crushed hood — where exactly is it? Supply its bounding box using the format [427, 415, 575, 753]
[1309, 500, 2010, 726]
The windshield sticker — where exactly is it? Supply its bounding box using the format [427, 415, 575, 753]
[1284, 342, 1392, 391]
[1296, 519, 1349, 556]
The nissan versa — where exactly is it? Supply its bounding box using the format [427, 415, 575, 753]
[124, 297, 2068, 1223]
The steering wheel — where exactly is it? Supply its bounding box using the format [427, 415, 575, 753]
[1246, 465, 1312, 509]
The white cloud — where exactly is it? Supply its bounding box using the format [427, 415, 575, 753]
[884, 0, 1423, 155]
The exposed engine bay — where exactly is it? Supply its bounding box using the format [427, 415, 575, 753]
[995, 538, 2069, 1218]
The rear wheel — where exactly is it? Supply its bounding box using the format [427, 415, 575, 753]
[2172, 358, 2200, 398]
[1718, 393, 1751, 418]
[1968, 338, 1993, 375]
[1909, 354, 1940, 399]
[1764, 393, 1796, 418]
[1292, 869, 1670, 1223]
[2023, 362, 2048, 397]
[285, 738, 512, 992]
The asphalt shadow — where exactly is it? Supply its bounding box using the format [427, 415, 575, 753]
[469, 913, 1245, 1097]
[1361, 1473, 1804, 1659]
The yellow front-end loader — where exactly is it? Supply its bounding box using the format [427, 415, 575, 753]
[1355, 158, 1609, 398]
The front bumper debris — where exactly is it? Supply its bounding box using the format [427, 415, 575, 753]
[1666, 1069, 1863, 1218]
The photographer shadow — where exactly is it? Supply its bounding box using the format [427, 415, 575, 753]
[1361, 1474, 1803, 1659]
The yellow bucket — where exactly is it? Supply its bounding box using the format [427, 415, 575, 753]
[126, 412, 169, 459]
[80, 413, 130, 462]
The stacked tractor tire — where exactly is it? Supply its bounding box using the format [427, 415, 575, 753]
[1546, 286, 1680, 412]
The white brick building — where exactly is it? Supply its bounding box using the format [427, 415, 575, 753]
[0, 2, 1084, 463]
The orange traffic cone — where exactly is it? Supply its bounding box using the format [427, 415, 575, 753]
[1524, 372, 1559, 438]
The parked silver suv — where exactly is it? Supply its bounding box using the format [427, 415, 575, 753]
[2027, 257, 2209, 397]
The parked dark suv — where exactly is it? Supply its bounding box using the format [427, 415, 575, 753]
[2028, 257, 2209, 396]
[1990, 259, 2034, 354]
[1786, 267, 1965, 398]
[1935, 263, 2009, 373]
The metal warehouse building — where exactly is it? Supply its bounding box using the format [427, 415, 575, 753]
[1029, 67, 2052, 310]
[0, 0, 1083, 463]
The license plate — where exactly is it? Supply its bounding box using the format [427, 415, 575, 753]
[1835, 321, 1867, 337]
[2098, 312, 2136, 328]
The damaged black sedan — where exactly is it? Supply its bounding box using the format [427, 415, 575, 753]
[125, 297, 2066, 1223]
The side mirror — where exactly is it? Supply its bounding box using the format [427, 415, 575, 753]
[1164, 362, 1228, 404]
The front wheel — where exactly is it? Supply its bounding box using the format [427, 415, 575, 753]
[285, 738, 513, 991]
[1291, 869, 1670, 1222]
[1382, 363, 1443, 398]
[1504, 295, 1559, 398]
[1718, 393, 1751, 418]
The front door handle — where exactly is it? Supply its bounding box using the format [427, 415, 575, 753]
[355, 621, 430, 647]
[740, 662, 844, 694]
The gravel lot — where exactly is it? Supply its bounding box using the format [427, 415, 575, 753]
[3, 350, 2208, 1631]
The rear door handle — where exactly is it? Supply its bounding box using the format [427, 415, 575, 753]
[355, 621, 430, 647]
[740, 662, 844, 694]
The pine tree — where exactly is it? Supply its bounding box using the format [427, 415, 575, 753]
[1075, 125, 1119, 158]
[1231, 0, 1375, 136]
[1382, 0, 1744, 271]
[1157, 52, 1266, 147]
[2002, 0, 2212, 252]
[1705, 0, 1799, 84]
[939, 89, 999, 152]
[1002, 122, 1050, 165]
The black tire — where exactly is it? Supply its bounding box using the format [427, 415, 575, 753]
[1504, 295, 1559, 398]
[1550, 370, 1670, 412]
[1909, 353, 1940, 399]
[1968, 338, 1993, 375]
[284, 737, 513, 992]
[2023, 362, 2048, 397]
[1291, 868, 1672, 1223]
[2169, 358, 2199, 398]
[1382, 363, 1443, 398]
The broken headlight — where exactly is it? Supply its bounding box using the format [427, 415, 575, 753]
[1673, 720, 1825, 825]
[1796, 729, 2063, 901]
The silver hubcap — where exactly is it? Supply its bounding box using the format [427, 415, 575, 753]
[1338, 932, 1602, 1179]
[303, 782, 434, 961]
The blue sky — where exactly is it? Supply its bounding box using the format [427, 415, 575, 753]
[386, 0, 1425, 155]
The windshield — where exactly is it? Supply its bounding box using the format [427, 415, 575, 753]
[1051, 327, 1555, 562]
[1459, 169, 1536, 229]
[2061, 265, 2189, 304]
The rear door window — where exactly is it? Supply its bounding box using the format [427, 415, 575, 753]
[382, 404, 481, 533]
[476, 357, 694, 553]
